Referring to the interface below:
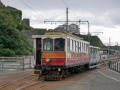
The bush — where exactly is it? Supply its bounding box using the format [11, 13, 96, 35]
[0, 48, 15, 56]
[17, 24, 33, 31]
[0, 11, 32, 56]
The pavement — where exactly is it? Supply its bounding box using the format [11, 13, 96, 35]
[0, 66, 120, 90]
[42, 66, 120, 90]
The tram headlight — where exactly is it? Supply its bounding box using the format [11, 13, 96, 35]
[46, 58, 50, 63]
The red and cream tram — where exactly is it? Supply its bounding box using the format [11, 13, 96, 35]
[32, 31, 100, 80]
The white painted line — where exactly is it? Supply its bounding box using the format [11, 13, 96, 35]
[108, 69, 120, 75]
[97, 71, 119, 82]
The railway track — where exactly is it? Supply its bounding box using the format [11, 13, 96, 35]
[0, 74, 38, 89]
[15, 79, 44, 90]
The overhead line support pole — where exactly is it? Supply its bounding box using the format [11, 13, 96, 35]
[66, 8, 69, 32]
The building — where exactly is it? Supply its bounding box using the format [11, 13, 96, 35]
[21, 18, 30, 26]
[55, 24, 80, 34]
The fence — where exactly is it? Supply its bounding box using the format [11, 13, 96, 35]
[109, 60, 120, 73]
[0, 56, 34, 71]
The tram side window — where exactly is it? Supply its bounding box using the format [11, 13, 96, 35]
[78, 42, 80, 53]
[67, 38, 70, 52]
[55, 38, 65, 51]
[72, 40, 74, 52]
[86, 44, 88, 53]
[73, 40, 75, 52]
[75, 41, 77, 52]
[82, 43, 84, 53]
[85, 43, 86, 53]
[43, 38, 53, 51]
[70, 39, 72, 52]
[79, 42, 81, 52]
[84, 43, 86, 53]
[81, 42, 83, 53]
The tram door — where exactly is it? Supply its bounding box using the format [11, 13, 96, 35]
[36, 38, 41, 65]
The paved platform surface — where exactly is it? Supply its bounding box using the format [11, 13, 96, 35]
[42, 67, 120, 90]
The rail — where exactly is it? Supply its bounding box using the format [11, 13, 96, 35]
[109, 60, 120, 73]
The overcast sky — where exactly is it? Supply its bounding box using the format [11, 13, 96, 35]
[1, 0, 120, 46]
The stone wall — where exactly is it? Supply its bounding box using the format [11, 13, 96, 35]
[22, 30, 39, 46]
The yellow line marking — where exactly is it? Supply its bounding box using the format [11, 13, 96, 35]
[32, 69, 41, 71]
[32, 74, 38, 76]
[97, 71, 119, 82]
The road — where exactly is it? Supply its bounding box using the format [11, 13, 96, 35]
[0, 66, 120, 90]
[41, 66, 120, 90]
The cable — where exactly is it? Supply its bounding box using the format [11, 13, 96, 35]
[19, 0, 35, 11]
[60, 0, 69, 8]
[18, 0, 38, 16]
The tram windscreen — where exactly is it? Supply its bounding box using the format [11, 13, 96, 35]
[43, 38, 53, 51]
[54, 38, 65, 51]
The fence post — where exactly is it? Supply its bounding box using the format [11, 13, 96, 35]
[29, 56, 31, 69]
[112, 62, 114, 70]
[109, 61, 110, 69]
[23, 56, 25, 70]
[2, 58, 4, 71]
[117, 62, 119, 72]
[118, 63, 120, 73]
[115, 62, 116, 71]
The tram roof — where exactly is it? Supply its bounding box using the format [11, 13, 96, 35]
[32, 30, 83, 40]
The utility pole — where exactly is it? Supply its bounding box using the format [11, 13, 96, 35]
[79, 19, 81, 34]
[66, 8, 69, 32]
[109, 37, 111, 46]
[87, 21, 90, 42]
[44, 8, 90, 42]
[108, 37, 111, 57]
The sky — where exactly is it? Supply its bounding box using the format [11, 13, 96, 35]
[1, 0, 120, 46]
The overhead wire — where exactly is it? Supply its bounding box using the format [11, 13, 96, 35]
[18, 0, 39, 16]
[61, 0, 69, 8]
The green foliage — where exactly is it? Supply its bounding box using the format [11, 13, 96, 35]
[0, 2, 32, 56]
[0, 48, 15, 57]
[34, 28, 46, 35]
[0, 1, 4, 8]
[73, 33, 105, 47]
[6, 6, 22, 25]
[17, 24, 33, 31]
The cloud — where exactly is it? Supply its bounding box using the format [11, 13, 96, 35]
[2, 0, 120, 45]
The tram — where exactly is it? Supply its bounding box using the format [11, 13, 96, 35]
[32, 31, 100, 80]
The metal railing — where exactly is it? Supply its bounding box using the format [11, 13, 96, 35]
[109, 60, 120, 73]
[0, 56, 34, 71]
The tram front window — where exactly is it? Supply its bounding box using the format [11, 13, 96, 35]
[55, 38, 65, 51]
[43, 38, 53, 51]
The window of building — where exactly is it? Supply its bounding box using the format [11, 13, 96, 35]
[43, 38, 53, 51]
[54, 38, 65, 51]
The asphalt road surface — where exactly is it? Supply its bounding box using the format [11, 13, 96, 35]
[42, 66, 120, 90]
